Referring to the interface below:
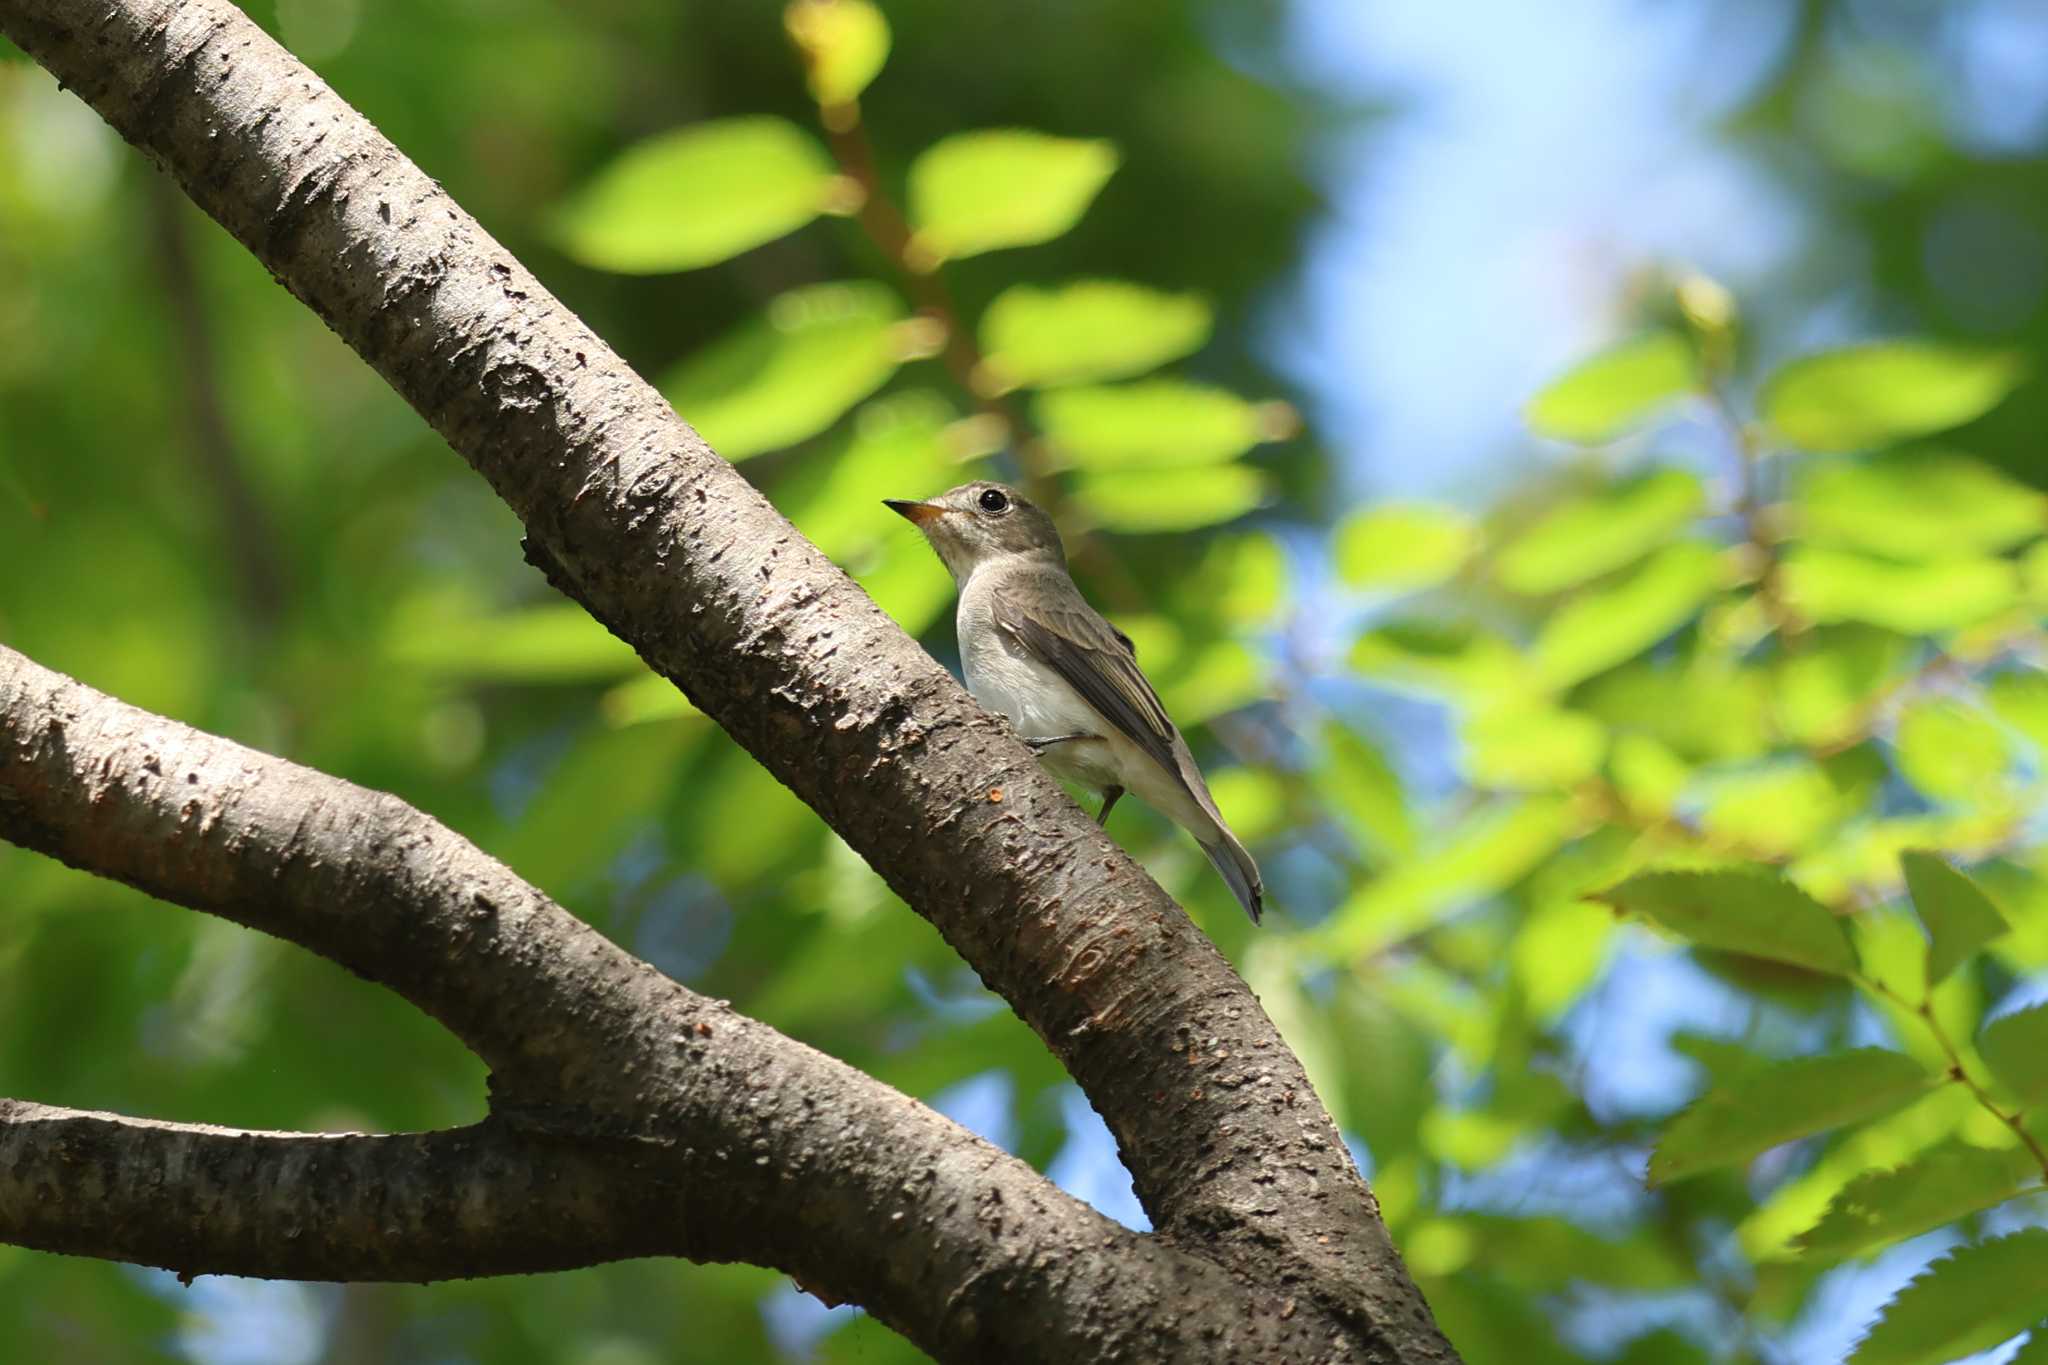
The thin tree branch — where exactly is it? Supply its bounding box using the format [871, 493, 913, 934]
[146, 175, 289, 633]
[0, 2, 1451, 1356]
[0, 645, 1308, 1362]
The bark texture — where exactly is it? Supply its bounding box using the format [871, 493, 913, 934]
[0, 647, 1305, 1362]
[0, 1, 1456, 1360]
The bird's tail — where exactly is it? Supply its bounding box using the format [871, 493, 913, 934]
[1201, 830, 1264, 925]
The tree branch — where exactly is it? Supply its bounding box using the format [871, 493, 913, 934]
[0, 0, 1451, 1356]
[0, 1102, 675, 1281]
[0, 645, 1311, 1362]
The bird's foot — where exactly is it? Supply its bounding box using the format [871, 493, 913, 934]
[1096, 785, 1125, 826]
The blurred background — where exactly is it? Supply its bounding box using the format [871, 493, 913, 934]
[4, 1, 2048, 1361]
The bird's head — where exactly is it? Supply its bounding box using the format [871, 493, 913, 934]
[884, 482, 1066, 582]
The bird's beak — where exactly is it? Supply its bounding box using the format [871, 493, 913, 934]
[884, 498, 945, 527]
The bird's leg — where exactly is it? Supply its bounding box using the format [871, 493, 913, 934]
[1096, 785, 1125, 826]
[1024, 732, 1094, 753]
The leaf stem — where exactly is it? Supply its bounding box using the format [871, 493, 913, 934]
[1701, 383, 1801, 650]
[1859, 973, 2048, 1180]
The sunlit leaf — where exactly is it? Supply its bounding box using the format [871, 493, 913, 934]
[1608, 732, 1690, 819]
[907, 130, 1118, 264]
[1512, 898, 1617, 1022]
[1321, 720, 1414, 859]
[1650, 1048, 1938, 1184]
[1773, 627, 1912, 748]
[1034, 380, 1275, 468]
[1894, 700, 2010, 802]
[1795, 1141, 2038, 1259]
[1579, 654, 1771, 763]
[1978, 1002, 2048, 1105]
[1495, 469, 1705, 596]
[1205, 767, 1288, 844]
[1601, 869, 1859, 976]
[1903, 852, 2009, 988]
[387, 599, 643, 682]
[1442, 1215, 1693, 1292]
[549, 117, 842, 273]
[1989, 670, 2048, 755]
[1795, 451, 2046, 560]
[978, 281, 1209, 391]
[660, 281, 907, 459]
[1846, 1228, 2048, 1365]
[1697, 760, 1848, 859]
[785, 0, 890, 107]
[1781, 548, 2016, 635]
[1463, 704, 1607, 790]
[1319, 797, 1575, 959]
[601, 672, 702, 727]
[1170, 532, 1287, 624]
[1072, 464, 1264, 532]
[1531, 541, 1725, 691]
[779, 391, 957, 558]
[1349, 618, 1523, 702]
[1762, 341, 2027, 452]
[1525, 331, 1698, 444]
[1335, 503, 1476, 592]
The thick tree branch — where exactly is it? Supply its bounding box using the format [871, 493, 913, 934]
[0, 1, 1451, 1357]
[0, 646, 1309, 1362]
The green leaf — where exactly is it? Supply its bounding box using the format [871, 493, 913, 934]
[1525, 331, 1699, 444]
[1650, 1048, 1938, 1184]
[1903, 852, 2008, 987]
[1034, 380, 1276, 468]
[1071, 465, 1264, 532]
[1334, 504, 1476, 592]
[978, 281, 1209, 391]
[1895, 699, 2010, 802]
[1989, 670, 2048, 755]
[1773, 627, 1912, 748]
[1979, 1002, 2048, 1105]
[2014, 1332, 2048, 1365]
[1580, 654, 1771, 763]
[785, 0, 891, 107]
[660, 282, 907, 459]
[1796, 451, 2047, 560]
[1601, 869, 1859, 975]
[1609, 732, 1690, 819]
[1763, 341, 2027, 452]
[1349, 619, 1523, 702]
[1697, 760, 1847, 858]
[907, 130, 1118, 264]
[1319, 797, 1575, 959]
[387, 599, 643, 683]
[1321, 720, 1415, 859]
[1495, 469, 1706, 596]
[1795, 1141, 2038, 1259]
[548, 117, 841, 274]
[1463, 705, 1607, 790]
[779, 391, 957, 558]
[1531, 541, 1725, 691]
[1847, 1228, 2048, 1365]
[1781, 548, 2016, 635]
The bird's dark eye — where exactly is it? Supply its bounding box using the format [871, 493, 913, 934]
[977, 488, 1011, 514]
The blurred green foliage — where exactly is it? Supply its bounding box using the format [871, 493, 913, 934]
[5, 2, 2048, 1364]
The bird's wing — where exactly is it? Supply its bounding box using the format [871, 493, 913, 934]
[989, 573, 1179, 778]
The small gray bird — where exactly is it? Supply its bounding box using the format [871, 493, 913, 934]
[886, 482, 1264, 923]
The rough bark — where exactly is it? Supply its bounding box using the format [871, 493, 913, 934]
[0, 647, 1306, 1362]
[0, 1, 1455, 1359]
